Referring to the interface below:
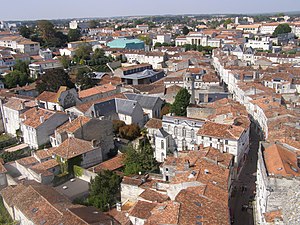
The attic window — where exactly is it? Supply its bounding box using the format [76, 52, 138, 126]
[32, 208, 39, 213]
[291, 166, 298, 172]
[194, 202, 202, 207]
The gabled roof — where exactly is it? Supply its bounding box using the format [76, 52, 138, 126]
[36, 86, 67, 103]
[3, 97, 36, 111]
[53, 137, 95, 159]
[145, 118, 162, 129]
[78, 83, 116, 99]
[124, 93, 162, 110]
[264, 144, 300, 177]
[56, 116, 91, 134]
[21, 108, 58, 129]
[197, 121, 245, 140]
[115, 98, 139, 116]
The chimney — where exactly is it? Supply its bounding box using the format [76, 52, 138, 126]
[21, 101, 25, 110]
[174, 149, 178, 158]
[91, 139, 98, 148]
[184, 160, 190, 170]
[40, 116, 44, 123]
[116, 202, 122, 212]
[215, 157, 219, 165]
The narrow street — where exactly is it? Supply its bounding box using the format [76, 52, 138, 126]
[230, 123, 261, 225]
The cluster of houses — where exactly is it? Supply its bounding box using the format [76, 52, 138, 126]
[213, 42, 300, 224]
[0, 14, 300, 225]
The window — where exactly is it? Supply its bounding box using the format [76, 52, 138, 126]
[161, 140, 164, 149]
[218, 139, 220, 142]
[209, 137, 212, 141]
[225, 140, 228, 145]
[191, 129, 195, 139]
[165, 168, 169, 172]
[174, 126, 178, 136]
[182, 127, 186, 137]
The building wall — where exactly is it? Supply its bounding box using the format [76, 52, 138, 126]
[161, 118, 202, 151]
[187, 106, 216, 120]
[22, 113, 69, 149]
[81, 147, 104, 168]
[0, 173, 7, 189]
[121, 183, 144, 202]
[3, 106, 22, 135]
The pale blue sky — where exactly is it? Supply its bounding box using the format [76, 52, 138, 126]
[2, 0, 300, 20]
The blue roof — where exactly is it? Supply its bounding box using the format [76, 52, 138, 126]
[107, 38, 144, 49]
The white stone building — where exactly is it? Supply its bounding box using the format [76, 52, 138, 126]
[20, 108, 69, 149]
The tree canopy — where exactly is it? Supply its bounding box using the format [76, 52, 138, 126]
[119, 124, 140, 141]
[19, 26, 34, 38]
[36, 20, 68, 47]
[68, 29, 81, 42]
[74, 44, 92, 62]
[123, 141, 158, 176]
[273, 23, 292, 37]
[88, 20, 99, 29]
[36, 68, 74, 93]
[182, 26, 189, 35]
[75, 68, 95, 90]
[170, 88, 191, 116]
[87, 170, 121, 211]
[4, 70, 31, 88]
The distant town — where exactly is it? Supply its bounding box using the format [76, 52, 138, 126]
[0, 12, 299, 225]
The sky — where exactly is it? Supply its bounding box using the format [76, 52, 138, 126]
[2, 0, 300, 21]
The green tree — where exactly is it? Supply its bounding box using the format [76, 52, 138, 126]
[224, 18, 233, 26]
[182, 26, 189, 35]
[88, 20, 98, 29]
[138, 35, 152, 45]
[37, 20, 56, 42]
[68, 29, 81, 42]
[123, 141, 158, 176]
[13, 60, 30, 75]
[75, 44, 92, 62]
[170, 88, 191, 116]
[4, 70, 30, 88]
[36, 68, 74, 93]
[154, 42, 162, 48]
[123, 145, 141, 175]
[273, 23, 292, 37]
[87, 170, 121, 211]
[36, 20, 68, 47]
[19, 25, 33, 38]
[75, 68, 95, 90]
[59, 55, 71, 69]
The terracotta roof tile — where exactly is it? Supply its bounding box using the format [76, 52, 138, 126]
[129, 201, 157, 219]
[145, 118, 162, 129]
[264, 144, 300, 177]
[90, 154, 124, 173]
[21, 108, 58, 129]
[79, 83, 116, 99]
[53, 137, 95, 159]
[56, 116, 91, 134]
[139, 189, 169, 203]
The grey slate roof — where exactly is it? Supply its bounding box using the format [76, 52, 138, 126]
[156, 128, 170, 138]
[124, 93, 161, 110]
[115, 98, 138, 116]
